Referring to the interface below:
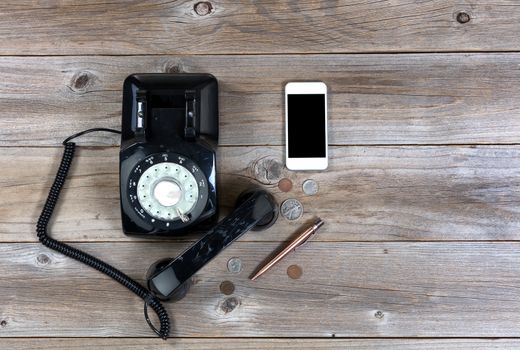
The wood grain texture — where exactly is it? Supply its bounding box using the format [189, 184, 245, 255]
[2, 242, 520, 337]
[4, 145, 520, 243]
[1, 54, 520, 146]
[0, 1, 519, 55]
[3, 2, 520, 344]
[2, 338, 520, 349]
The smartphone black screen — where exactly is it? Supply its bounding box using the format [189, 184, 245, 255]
[287, 94, 326, 158]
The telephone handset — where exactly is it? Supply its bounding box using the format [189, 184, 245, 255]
[147, 189, 278, 301]
[36, 73, 279, 339]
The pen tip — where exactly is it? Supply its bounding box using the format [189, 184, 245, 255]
[315, 218, 324, 229]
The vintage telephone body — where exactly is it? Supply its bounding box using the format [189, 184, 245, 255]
[37, 73, 278, 338]
[120, 73, 219, 236]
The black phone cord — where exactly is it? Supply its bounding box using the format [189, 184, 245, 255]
[36, 128, 170, 339]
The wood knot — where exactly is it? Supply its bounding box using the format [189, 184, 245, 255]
[219, 280, 235, 295]
[250, 156, 283, 184]
[0, 320, 6, 328]
[220, 297, 240, 314]
[374, 310, 384, 319]
[37, 253, 50, 265]
[194, 1, 213, 16]
[456, 12, 470, 24]
[164, 61, 183, 74]
[70, 71, 94, 93]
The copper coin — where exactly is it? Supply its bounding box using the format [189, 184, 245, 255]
[219, 280, 235, 295]
[278, 178, 293, 192]
[287, 265, 303, 279]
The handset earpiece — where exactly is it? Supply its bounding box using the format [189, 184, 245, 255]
[234, 189, 279, 231]
[146, 189, 278, 301]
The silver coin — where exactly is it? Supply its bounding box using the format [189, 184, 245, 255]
[280, 198, 304, 221]
[302, 179, 319, 195]
[227, 257, 242, 274]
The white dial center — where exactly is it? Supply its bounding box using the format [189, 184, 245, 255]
[153, 180, 182, 207]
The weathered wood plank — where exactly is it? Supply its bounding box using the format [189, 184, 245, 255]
[0, 1, 519, 55]
[1, 54, 520, 146]
[2, 242, 520, 337]
[4, 145, 520, 243]
[2, 338, 520, 349]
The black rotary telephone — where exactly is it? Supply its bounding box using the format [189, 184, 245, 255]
[120, 74, 219, 236]
[37, 73, 278, 339]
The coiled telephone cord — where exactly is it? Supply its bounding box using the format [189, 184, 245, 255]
[36, 128, 170, 339]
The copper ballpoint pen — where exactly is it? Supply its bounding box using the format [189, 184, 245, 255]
[250, 218, 325, 280]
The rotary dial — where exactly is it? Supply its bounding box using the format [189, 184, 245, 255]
[127, 152, 209, 229]
[137, 162, 199, 221]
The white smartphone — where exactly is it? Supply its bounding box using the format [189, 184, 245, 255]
[285, 82, 328, 170]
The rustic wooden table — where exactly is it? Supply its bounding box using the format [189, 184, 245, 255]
[2, 1, 520, 349]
